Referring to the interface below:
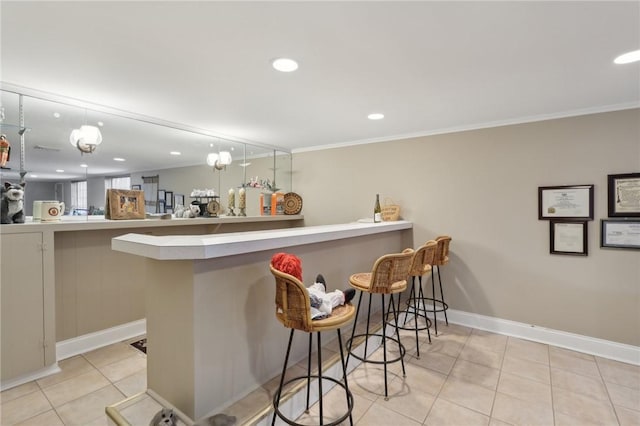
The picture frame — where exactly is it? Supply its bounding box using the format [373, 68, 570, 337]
[165, 191, 173, 208]
[607, 173, 640, 217]
[105, 189, 146, 220]
[538, 184, 594, 220]
[600, 219, 640, 250]
[174, 193, 185, 207]
[550, 220, 588, 256]
[131, 184, 141, 190]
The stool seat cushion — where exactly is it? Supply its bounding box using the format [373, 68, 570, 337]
[349, 272, 407, 294]
[311, 303, 356, 332]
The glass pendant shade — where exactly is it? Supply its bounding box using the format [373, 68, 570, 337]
[70, 125, 103, 153]
[206, 153, 219, 167]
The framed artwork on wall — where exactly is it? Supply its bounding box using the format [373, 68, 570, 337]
[538, 185, 594, 220]
[550, 220, 588, 256]
[601, 219, 640, 250]
[607, 173, 640, 217]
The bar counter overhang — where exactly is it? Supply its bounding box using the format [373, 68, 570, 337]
[111, 220, 413, 420]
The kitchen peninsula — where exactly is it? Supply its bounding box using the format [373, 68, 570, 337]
[0, 215, 303, 389]
[111, 220, 413, 420]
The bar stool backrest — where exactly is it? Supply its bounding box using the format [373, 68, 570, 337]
[409, 240, 437, 277]
[369, 249, 414, 294]
[434, 236, 452, 266]
[270, 265, 314, 332]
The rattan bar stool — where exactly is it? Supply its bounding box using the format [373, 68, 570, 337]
[270, 265, 356, 426]
[426, 235, 452, 336]
[391, 240, 437, 358]
[345, 249, 414, 400]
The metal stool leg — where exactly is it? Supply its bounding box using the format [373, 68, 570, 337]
[381, 293, 389, 400]
[431, 267, 439, 336]
[305, 333, 312, 412]
[364, 293, 373, 357]
[346, 291, 363, 369]
[437, 265, 449, 325]
[389, 293, 406, 378]
[337, 329, 354, 426]
[272, 329, 295, 426]
[317, 332, 323, 425]
[418, 276, 432, 343]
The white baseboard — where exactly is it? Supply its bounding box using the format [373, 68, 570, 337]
[0, 363, 61, 392]
[56, 319, 147, 361]
[447, 309, 640, 366]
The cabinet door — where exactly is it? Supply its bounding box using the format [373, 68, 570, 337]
[1, 232, 45, 381]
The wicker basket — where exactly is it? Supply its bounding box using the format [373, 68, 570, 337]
[381, 198, 401, 221]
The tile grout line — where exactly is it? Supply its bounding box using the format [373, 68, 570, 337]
[595, 356, 623, 426]
[547, 340, 556, 426]
[486, 333, 508, 424]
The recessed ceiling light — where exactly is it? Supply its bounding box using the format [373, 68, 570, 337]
[30, 174, 38, 178]
[368, 113, 385, 120]
[113, 157, 126, 162]
[80, 164, 88, 168]
[614, 49, 640, 64]
[170, 151, 181, 156]
[56, 169, 64, 173]
[53, 112, 61, 119]
[272, 58, 299, 72]
[97, 121, 104, 127]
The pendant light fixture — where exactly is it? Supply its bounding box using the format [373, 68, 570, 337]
[70, 125, 103, 154]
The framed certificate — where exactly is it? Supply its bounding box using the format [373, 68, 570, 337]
[550, 220, 588, 256]
[601, 219, 640, 250]
[608, 173, 640, 217]
[538, 185, 594, 220]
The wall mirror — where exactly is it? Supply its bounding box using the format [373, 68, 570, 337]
[0, 86, 292, 219]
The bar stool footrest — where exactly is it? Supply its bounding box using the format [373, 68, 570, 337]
[423, 297, 449, 313]
[273, 375, 354, 426]
[346, 333, 405, 365]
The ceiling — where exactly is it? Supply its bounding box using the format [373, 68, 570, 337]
[1, 1, 639, 179]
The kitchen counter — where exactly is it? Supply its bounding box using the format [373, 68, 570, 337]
[0, 214, 303, 234]
[0, 214, 304, 390]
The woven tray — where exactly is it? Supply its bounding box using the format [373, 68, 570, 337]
[284, 192, 303, 215]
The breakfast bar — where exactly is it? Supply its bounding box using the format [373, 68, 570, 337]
[111, 220, 413, 420]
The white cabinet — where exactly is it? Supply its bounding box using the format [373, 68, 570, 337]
[1, 232, 46, 381]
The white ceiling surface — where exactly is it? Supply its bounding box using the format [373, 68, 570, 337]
[1, 2, 639, 161]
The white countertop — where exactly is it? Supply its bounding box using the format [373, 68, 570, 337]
[0, 214, 303, 234]
[111, 220, 412, 260]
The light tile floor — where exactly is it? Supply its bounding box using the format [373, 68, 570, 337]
[1, 338, 147, 426]
[2, 322, 639, 426]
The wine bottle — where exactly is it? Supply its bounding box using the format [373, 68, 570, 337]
[374, 194, 382, 223]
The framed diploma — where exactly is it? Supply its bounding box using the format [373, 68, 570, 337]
[538, 185, 594, 220]
[608, 173, 640, 217]
[601, 219, 640, 250]
[550, 220, 588, 256]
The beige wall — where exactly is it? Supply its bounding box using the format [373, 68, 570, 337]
[293, 109, 640, 346]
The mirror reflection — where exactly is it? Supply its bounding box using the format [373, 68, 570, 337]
[0, 88, 292, 219]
